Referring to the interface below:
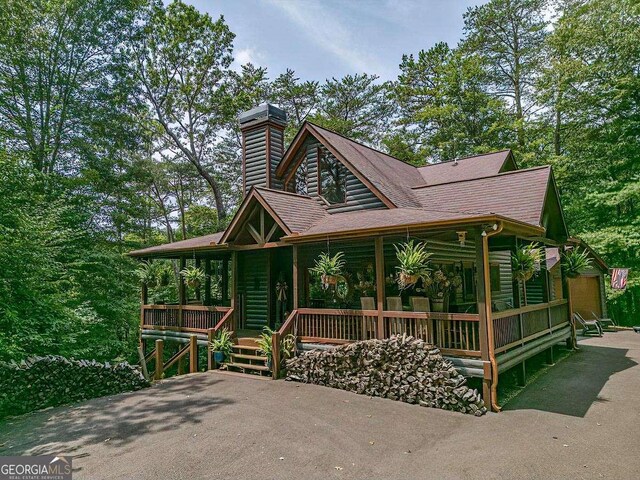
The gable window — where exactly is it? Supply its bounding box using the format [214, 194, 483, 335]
[317, 148, 347, 205]
[285, 153, 308, 196]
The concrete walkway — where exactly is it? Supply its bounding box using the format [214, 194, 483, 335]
[2, 332, 640, 479]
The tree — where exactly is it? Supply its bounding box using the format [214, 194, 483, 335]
[127, 0, 239, 222]
[309, 73, 394, 146]
[462, 0, 549, 151]
[542, 0, 640, 323]
[270, 69, 320, 141]
[0, 0, 140, 174]
[388, 43, 511, 163]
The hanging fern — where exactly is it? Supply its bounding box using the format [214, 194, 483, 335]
[512, 242, 542, 282]
[561, 248, 592, 278]
[394, 240, 432, 288]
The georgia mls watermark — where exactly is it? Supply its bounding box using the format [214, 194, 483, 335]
[0, 456, 72, 480]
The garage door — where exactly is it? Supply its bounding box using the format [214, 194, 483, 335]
[569, 276, 602, 319]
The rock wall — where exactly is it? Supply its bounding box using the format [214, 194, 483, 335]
[0, 355, 150, 419]
[285, 335, 487, 416]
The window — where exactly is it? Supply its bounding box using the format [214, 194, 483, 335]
[490, 264, 502, 292]
[318, 148, 347, 205]
[285, 154, 308, 195]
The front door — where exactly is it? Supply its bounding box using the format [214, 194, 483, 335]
[237, 247, 293, 330]
[238, 250, 270, 330]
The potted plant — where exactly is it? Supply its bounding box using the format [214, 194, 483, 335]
[512, 242, 542, 282]
[394, 240, 432, 289]
[210, 328, 234, 365]
[426, 269, 462, 312]
[256, 327, 275, 369]
[256, 327, 296, 371]
[561, 248, 592, 278]
[180, 265, 205, 289]
[310, 251, 345, 288]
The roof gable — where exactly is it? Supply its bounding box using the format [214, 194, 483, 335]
[220, 187, 327, 244]
[277, 122, 423, 208]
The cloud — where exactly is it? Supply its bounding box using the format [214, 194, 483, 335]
[264, 0, 386, 76]
[231, 47, 265, 71]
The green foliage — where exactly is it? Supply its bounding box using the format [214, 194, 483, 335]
[180, 265, 205, 289]
[256, 327, 275, 362]
[394, 241, 432, 288]
[512, 243, 543, 283]
[561, 249, 593, 279]
[209, 328, 234, 361]
[310, 252, 346, 288]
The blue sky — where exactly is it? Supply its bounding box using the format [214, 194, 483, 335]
[185, 0, 486, 82]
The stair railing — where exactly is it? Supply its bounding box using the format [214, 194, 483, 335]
[272, 310, 298, 379]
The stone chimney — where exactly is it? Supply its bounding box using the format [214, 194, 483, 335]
[238, 104, 287, 195]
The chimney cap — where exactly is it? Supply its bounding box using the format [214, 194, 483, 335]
[238, 103, 287, 126]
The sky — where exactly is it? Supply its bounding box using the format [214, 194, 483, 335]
[185, 0, 487, 82]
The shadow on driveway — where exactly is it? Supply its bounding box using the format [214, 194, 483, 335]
[0, 373, 234, 457]
[503, 339, 637, 417]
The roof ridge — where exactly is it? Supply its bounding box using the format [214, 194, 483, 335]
[306, 121, 419, 169]
[412, 164, 551, 190]
[417, 149, 512, 168]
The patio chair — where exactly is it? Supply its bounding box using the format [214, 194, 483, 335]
[573, 312, 603, 337]
[385, 297, 404, 337]
[591, 311, 616, 330]
[410, 296, 430, 313]
[360, 297, 376, 340]
[410, 297, 431, 342]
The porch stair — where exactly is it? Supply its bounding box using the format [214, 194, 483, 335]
[223, 339, 270, 376]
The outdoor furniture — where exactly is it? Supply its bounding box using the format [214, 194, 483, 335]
[410, 296, 430, 313]
[591, 311, 616, 329]
[573, 312, 603, 337]
[386, 297, 403, 312]
[360, 297, 376, 340]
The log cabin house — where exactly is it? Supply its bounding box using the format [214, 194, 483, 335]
[131, 104, 580, 411]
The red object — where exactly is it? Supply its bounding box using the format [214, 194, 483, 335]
[611, 268, 629, 290]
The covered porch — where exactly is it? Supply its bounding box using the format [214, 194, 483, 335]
[133, 216, 573, 411]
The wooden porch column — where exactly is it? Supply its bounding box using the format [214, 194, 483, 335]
[222, 257, 229, 305]
[292, 245, 299, 310]
[195, 258, 202, 302]
[230, 252, 238, 329]
[204, 259, 212, 305]
[375, 237, 385, 339]
[475, 234, 492, 405]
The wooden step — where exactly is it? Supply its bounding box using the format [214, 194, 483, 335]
[232, 344, 261, 352]
[231, 353, 267, 362]
[224, 362, 269, 372]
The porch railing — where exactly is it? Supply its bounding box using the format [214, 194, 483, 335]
[141, 305, 232, 333]
[293, 308, 481, 357]
[492, 299, 570, 354]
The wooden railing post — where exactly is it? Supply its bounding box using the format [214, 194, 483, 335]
[189, 334, 198, 373]
[272, 332, 280, 379]
[154, 339, 164, 381]
[374, 237, 385, 339]
[207, 328, 214, 370]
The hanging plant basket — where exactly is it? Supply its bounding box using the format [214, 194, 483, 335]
[399, 272, 421, 286]
[321, 274, 339, 286]
[514, 269, 534, 283]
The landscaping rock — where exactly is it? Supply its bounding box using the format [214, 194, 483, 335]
[285, 334, 486, 416]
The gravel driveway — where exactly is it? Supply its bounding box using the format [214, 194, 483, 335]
[2, 332, 639, 480]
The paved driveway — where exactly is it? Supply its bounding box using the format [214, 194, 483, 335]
[2, 332, 640, 480]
